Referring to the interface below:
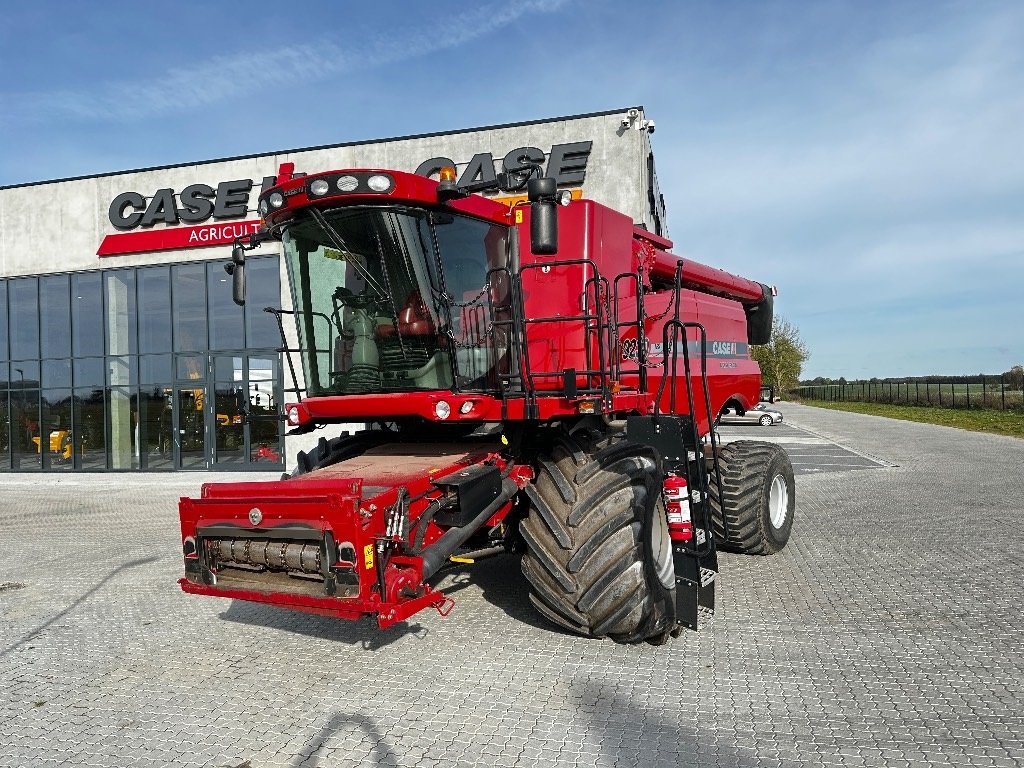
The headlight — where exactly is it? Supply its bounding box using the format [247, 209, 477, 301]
[258, 199, 269, 216]
[367, 174, 393, 192]
[459, 401, 474, 414]
[434, 401, 451, 420]
[286, 405, 299, 425]
[309, 178, 330, 196]
[269, 192, 285, 208]
[336, 175, 359, 192]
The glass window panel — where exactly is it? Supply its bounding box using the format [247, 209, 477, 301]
[105, 270, 137, 356]
[213, 381, 245, 466]
[247, 356, 282, 466]
[176, 387, 207, 469]
[9, 278, 39, 361]
[172, 263, 208, 352]
[0, 392, 9, 471]
[176, 354, 207, 382]
[11, 388, 40, 470]
[0, 281, 8, 362]
[207, 261, 244, 350]
[41, 388, 74, 471]
[245, 256, 282, 348]
[106, 387, 138, 470]
[40, 275, 71, 359]
[107, 356, 135, 388]
[139, 354, 172, 385]
[139, 385, 173, 470]
[74, 388, 106, 470]
[72, 272, 104, 357]
[42, 359, 72, 389]
[215, 355, 243, 382]
[11, 361, 40, 387]
[0, 361, 7, 389]
[73, 357, 105, 389]
[137, 267, 172, 353]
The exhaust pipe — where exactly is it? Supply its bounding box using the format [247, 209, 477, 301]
[420, 478, 518, 579]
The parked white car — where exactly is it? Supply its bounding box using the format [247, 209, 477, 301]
[722, 403, 784, 426]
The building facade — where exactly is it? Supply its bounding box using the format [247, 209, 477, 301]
[0, 108, 664, 471]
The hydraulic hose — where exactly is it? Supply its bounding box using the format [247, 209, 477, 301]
[420, 478, 518, 580]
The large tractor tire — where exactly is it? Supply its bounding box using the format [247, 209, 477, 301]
[519, 433, 676, 643]
[708, 441, 795, 554]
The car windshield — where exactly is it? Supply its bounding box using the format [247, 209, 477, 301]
[281, 205, 511, 397]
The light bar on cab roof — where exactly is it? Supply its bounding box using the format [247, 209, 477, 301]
[305, 172, 395, 198]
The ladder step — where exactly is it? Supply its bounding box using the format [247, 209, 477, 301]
[700, 567, 717, 587]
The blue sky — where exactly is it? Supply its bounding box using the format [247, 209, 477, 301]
[1, 0, 1020, 378]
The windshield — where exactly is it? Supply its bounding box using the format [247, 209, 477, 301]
[281, 205, 511, 397]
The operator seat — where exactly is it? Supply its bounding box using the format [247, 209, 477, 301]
[376, 290, 436, 339]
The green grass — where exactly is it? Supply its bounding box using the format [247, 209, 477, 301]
[800, 400, 1024, 439]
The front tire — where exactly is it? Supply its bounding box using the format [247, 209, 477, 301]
[520, 433, 675, 643]
[758, 414, 773, 426]
[709, 441, 794, 554]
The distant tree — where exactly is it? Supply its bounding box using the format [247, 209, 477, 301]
[750, 316, 809, 392]
[1004, 365, 1024, 390]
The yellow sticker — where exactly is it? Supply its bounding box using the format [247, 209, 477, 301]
[363, 544, 374, 570]
[514, 209, 523, 224]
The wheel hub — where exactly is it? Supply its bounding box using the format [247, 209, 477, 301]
[768, 474, 788, 528]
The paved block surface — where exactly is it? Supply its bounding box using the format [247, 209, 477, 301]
[1, 402, 1023, 767]
[717, 419, 894, 475]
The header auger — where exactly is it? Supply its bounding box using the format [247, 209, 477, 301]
[179, 162, 795, 644]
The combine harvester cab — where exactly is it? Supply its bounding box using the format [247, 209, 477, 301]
[178, 162, 795, 644]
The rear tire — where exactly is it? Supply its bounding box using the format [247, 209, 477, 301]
[708, 441, 794, 555]
[520, 433, 676, 643]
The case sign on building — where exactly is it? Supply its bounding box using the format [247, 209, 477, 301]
[95, 142, 593, 257]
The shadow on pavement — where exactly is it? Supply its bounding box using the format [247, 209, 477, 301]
[579, 680, 766, 768]
[218, 552, 577, 648]
[218, 600, 428, 651]
[437, 553, 581, 638]
[289, 711, 400, 768]
[1, 555, 159, 658]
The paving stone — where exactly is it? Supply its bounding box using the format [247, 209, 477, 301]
[0, 404, 1022, 767]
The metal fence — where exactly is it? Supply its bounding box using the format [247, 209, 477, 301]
[792, 377, 1024, 411]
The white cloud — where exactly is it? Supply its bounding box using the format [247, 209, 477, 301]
[2, 0, 569, 123]
[665, 4, 1024, 234]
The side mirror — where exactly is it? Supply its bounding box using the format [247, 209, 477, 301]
[230, 244, 246, 306]
[527, 177, 558, 255]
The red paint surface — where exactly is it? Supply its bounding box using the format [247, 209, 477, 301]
[97, 219, 263, 256]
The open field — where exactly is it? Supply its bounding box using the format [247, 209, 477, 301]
[800, 399, 1024, 439]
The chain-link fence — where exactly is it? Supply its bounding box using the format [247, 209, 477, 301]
[791, 377, 1024, 411]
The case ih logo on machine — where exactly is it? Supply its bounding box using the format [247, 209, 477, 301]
[96, 141, 593, 257]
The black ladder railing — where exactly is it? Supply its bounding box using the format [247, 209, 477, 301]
[504, 258, 615, 418]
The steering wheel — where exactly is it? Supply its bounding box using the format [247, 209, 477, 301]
[333, 286, 381, 310]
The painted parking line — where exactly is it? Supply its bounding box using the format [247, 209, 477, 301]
[716, 422, 895, 475]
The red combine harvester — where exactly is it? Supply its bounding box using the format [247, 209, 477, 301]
[178, 163, 795, 644]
